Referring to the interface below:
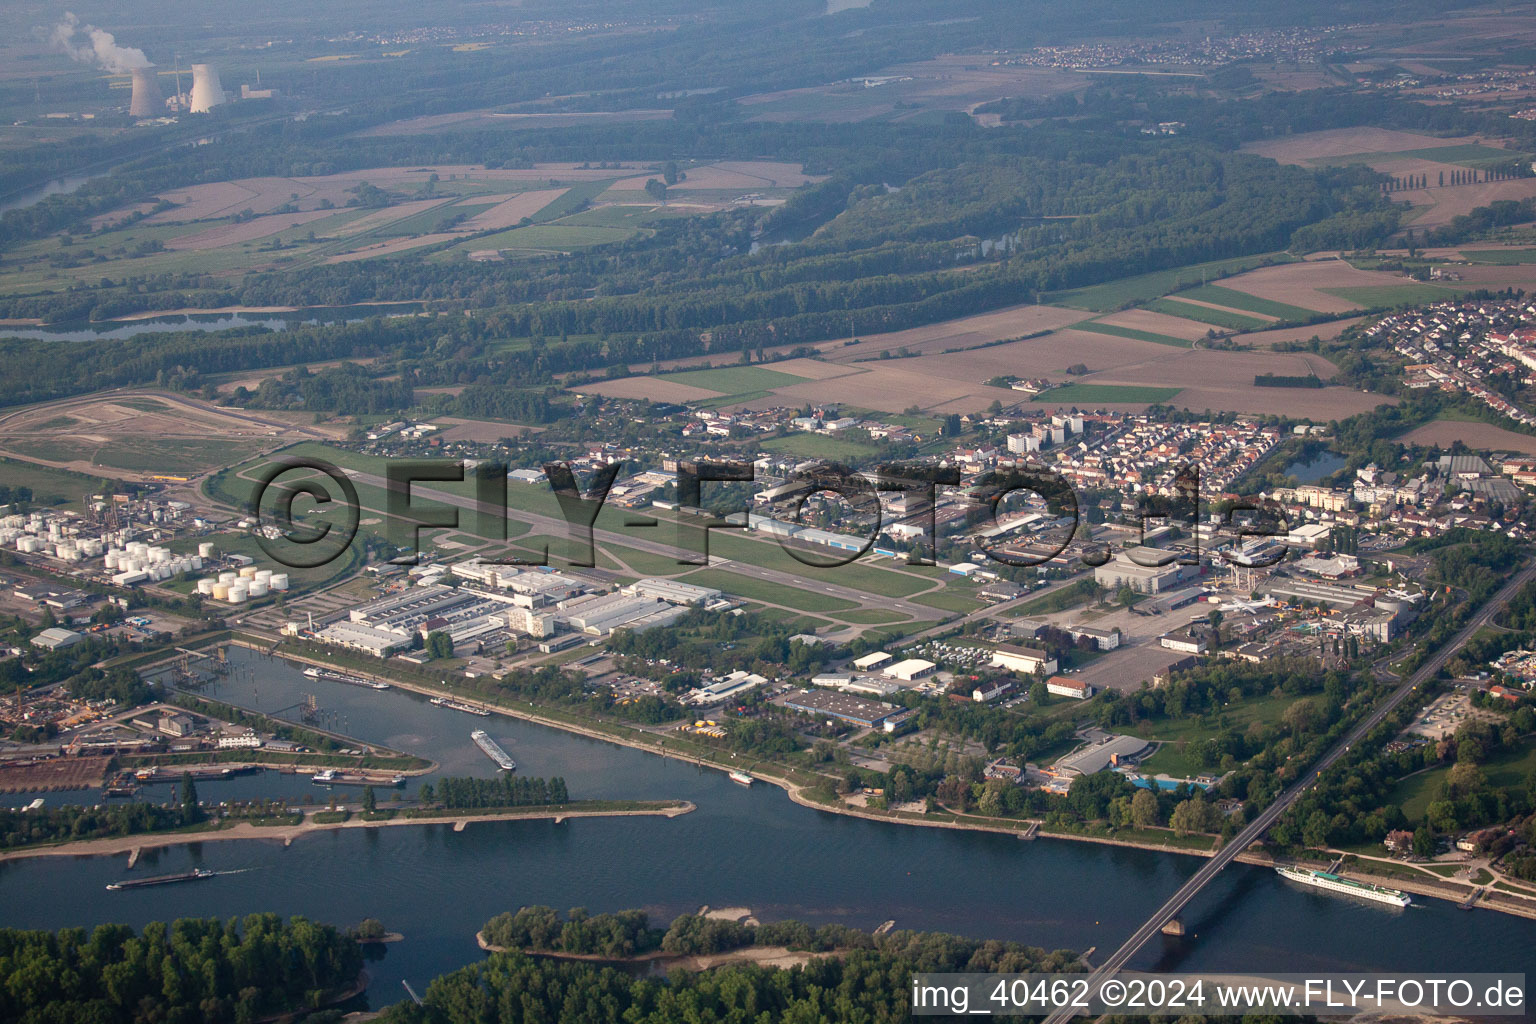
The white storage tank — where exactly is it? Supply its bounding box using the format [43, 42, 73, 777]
[104, 551, 120, 570]
[239, 566, 259, 579]
[197, 578, 215, 595]
[254, 569, 272, 583]
[219, 571, 238, 583]
[198, 542, 215, 559]
[269, 573, 290, 591]
[226, 584, 248, 604]
[248, 581, 269, 598]
[189, 556, 203, 571]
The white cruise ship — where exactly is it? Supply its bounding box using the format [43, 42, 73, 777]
[1276, 866, 1411, 907]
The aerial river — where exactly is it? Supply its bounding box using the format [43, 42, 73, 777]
[2, 647, 1531, 1010]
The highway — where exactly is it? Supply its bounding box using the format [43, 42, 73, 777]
[1040, 557, 1536, 1024]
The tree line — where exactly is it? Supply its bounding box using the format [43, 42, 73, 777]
[0, 914, 361, 1024]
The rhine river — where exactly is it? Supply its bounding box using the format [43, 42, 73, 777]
[2, 648, 1531, 1010]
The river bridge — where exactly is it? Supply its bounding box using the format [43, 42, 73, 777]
[1041, 559, 1536, 1024]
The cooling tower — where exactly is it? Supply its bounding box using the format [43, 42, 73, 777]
[189, 63, 225, 113]
[129, 67, 164, 116]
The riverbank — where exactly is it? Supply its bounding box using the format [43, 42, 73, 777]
[0, 801, 695, 864]
[236, 641, 1536, 922]
[104, 301, 424, 323]
[475, 930, 833, 972]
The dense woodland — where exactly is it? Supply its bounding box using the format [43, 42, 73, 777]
[421, 774, 570, 809]
[393, 907, 1079, 1024]
[0, 914, 362, 1024]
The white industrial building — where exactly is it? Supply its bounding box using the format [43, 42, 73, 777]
[852, 651, 893, 670]
[556, 592, 685, 636]
[217, 731, 262, 750]
[31, 627, 83, 651]
[989, 644, 1058, 676]
[315, 621, 414, 657]
[1093, 554, 1193, 594]
[623, 577, 722, 606]
[883, 658, 937, 681]
[688, 671, 769, 705]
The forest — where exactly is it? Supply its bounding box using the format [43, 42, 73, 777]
[390, 907, 1080, 1024]
[0, 914, 362, 1024]
[421, 774, 570, 809]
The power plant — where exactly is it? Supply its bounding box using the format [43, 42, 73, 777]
[189, 64, 225, 113]
[128, 67, 164, 117]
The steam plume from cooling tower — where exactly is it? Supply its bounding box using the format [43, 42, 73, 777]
[49, 11, 150, 73]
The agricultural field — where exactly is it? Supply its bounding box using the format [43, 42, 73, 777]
[1033, 384, 1182, 405]
[662, 365, 813, 396]
[1459, 248, 1536, 264]
[1145, 298, 1271, 331]
[820, 302, 1088, 362]
[1243, 127, 1536, 233]
[1169, 284, 1325, 322]
[1398, 419, 1536, 456]
[1321, 283, 1468, 307]
[1045, 253, 1293, 311]
[1093, 308, 1213, 341]
[1205, 260, 1418, 315]
[1072, 322, 1190, 347]
[1, 161, 823, 299]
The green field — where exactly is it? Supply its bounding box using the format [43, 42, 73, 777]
[706, 531, 937, 600]
[379, 201, 493, 236]
[758, 433, 879, 460]
[1387, 737, 1536, 823]
[1146, 298, 1269, 331]
[1315, 144, 1529, 169]
[533, 179, 627, 223]
[601, 543, 696, 578]
[1074, 321, 1191, 347]
[911, 590, 986, 614]
[4, 437, 268, 475]
[1033, 383, 1182, 404]
[1045, 252, 1293, 311]
[560, 205, 693, 228]
[0, 458, 103, 507]
[662, 365, 809, 396]
[1125, 694, 1293, 776]
[1321, 283, 1467, 308]
[1173, 283, 1323, 320]
[831, 608, 910, 624]
[749, 607, 834, 633]
[682, 568, 858, 611]
[1461, 249, 1536, 265]
[445, 223, 635, 255]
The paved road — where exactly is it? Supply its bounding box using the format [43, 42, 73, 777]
[1040, 558, 1536, 1024]
[343, 469, 948, 621]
